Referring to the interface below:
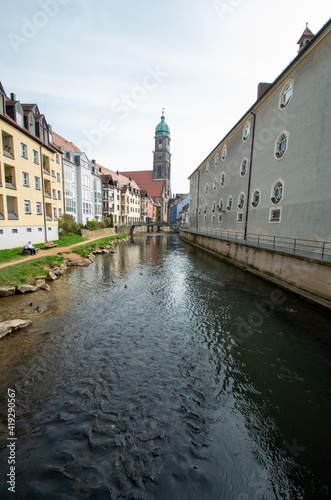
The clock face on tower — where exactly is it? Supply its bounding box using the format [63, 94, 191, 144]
[158, 144, 162, 149]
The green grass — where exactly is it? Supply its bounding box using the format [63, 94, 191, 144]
[0, 255, 65, 288]
[0, 233, 129, 288]
[0, 234, 87, 264]
[72, 234, 129, 257]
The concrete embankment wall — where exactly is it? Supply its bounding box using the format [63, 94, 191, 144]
[81, 228, 115, 239]
[180, 230, 331, 310]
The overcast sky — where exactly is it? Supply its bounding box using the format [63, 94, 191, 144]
[1, 0, 330, 194]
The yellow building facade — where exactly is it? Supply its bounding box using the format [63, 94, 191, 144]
[0, 84, 63, 250]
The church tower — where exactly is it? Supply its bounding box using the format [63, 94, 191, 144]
[153, 109, 171, 191]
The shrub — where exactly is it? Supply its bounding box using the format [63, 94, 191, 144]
[58, 214, 81, 235]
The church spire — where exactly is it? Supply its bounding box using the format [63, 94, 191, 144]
[297, 23, 314, 53]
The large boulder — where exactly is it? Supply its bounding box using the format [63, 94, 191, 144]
[0, 319, 32, 340]
[16, 284, 37, 294]
[47, 271, 57, 281]
[0, 287, 16, 297]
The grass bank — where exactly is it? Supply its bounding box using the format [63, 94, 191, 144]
[0, 233, 129, 288]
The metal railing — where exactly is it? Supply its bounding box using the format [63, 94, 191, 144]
[183, 227, 331, 261]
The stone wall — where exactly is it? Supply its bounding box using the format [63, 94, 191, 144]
[81, 228, 116, 239]
[180, 230, 331, 310]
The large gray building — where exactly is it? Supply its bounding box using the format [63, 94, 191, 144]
[188, 20, 331, 244]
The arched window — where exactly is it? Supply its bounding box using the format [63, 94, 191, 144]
[212, 201, 216, 212]
[227, 196, 233, 211]
[275, 132, 288, 159]
[280, 81, 293, 109]
[243, 121, 250, 141]
[238, 192, 245, 210]
[205, 183, 209, 194]
[206, 161, 209, 173]
[271, 181, 283, 204]
[218, 198, 224, 212]
[240, 158, 248, 177]
[214, 153, 219, 167]
[221, 144, 227, 160]
[251, 190, 260, 208]
[220, 172, 225, 187]
[213, 178, 217, 190]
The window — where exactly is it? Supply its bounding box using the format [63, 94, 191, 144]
[205, 183, 209, 194]
[280, 81, 293, 109]
[24, 199, 32, 214]
[218, 198, 224, 212]
[33, 149, 39, 164]
[27, 228, 32, 233]
[22, 171, 30, 187]
[214, 153, 219, 167]
[218, 214, 223, 223]
[238, 193, 245, 210]
[220, 172, 225, 187]
[36, 202, 42, 215]
[20, 142, 28, 159]
[270, 208, 281, 222]
[213, 178, 217, 190]
[203, 204, 207, 214]
[206, 161, 209, 173]
[34, 176, 41, 190]
[251, 189, 260, 208]
[198, 206, 202, 215]
[271, 181, 283, 204]
[243, 121, 250, 141]
[212, 201, 216, 213]
[58, 208, 62, 217]
[2, 132, 14, 159]
[237, 212, 244, 222]
[57, 190, 61, 200]
[211, 214, 215, 223]
[51, 169, 56, 178]
[275, 132, 288, 159]
[53, 207, 57, 219]
[240, 158, 248, 177]
[56, 154, 60, 164]
[227, 196, 233, 211]
[12, 229, 18, 234]
[57, 172, 61, 182]
[52, 189, 57, 199]
[221, 144, 227, 160]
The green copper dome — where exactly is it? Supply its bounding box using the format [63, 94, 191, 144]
[155, 110, 170, 138]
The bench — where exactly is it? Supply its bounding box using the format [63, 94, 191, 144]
[44, 241, 57, 249]
[22, 247, 39, 255]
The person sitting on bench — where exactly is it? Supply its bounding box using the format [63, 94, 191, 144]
[24, 241, 36, 255]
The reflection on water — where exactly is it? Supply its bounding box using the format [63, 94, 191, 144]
[0, 234, 330, 499]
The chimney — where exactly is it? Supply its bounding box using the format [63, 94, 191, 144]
[116, 170, 119, 175]
[129, 177, 132, 181]
[257, 82, 272, 100]
[10, 93, 16, 102]
[91, 159, 96, 165]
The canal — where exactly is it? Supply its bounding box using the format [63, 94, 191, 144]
[0, 234, 330, 499]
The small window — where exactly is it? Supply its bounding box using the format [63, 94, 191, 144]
[36, 202, 42, 215]
[221, 144, 227, 160]
[243, 121, 250, 141]
[227, 196, 233, 211]
[205, 183, 209, 194]
[56, 154, 60, 164]
[220, 172, 225, 187]
[57, 172, 60, 182]
[211, 214, 215, 223]
[20, 142, 28, 159]
[58, 208, 62, 217]
[218, 198, 224, 212]
[38, 227, 43, 232]
[206, 161, 209, 173]
[27, 228, 32, 233]
[12, 229, 18, 233]
[203, 204, 207, 214]
[212, 201, 216, 212]
[198, 206, 202, 215]
[280, 81, 293, 109]
[57, 190, 61, 200]
[214, 153, 219, 167]
[237, 212, 244, 223]
[218, 214, 223, 223]
[52, 189, 57, 199]
[275, 132, 288, 159]
[51, 169, 56, 178]
[271, 181, 283, 204]
[251, 189, 260, 208]
[33, 149, 39, 164]
[213, 178, 217, 190]
[270, 208, 281, 222]
[240, 158, 248, 177]
[34, 176, 41, 190]
[238, 192, 245, 210]
[22, 171, 30, 187]
[24, 199, 32, 214]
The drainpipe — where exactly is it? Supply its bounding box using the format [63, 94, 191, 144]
[39, 145, 48, 242]
[244, 110, 256, 241]
[196, 169, 200, 233]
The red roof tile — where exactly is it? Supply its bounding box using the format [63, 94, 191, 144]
[53, 131, 82, 153]
[119, 170, 164, 198]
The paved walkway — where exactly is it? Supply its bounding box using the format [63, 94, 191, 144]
[0, 237, 104, 270]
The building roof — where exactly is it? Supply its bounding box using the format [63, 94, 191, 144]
[155, 109, 170, 138]
[53, 131, 82, 153]
[119, 170, 164, 198]
[99, 165, 140, 191]
[297, 24, 315, 44]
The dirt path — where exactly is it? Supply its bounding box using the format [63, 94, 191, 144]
[0, 237, 105, 270]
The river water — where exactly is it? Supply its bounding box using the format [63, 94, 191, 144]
[0, 234, 330, 500]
